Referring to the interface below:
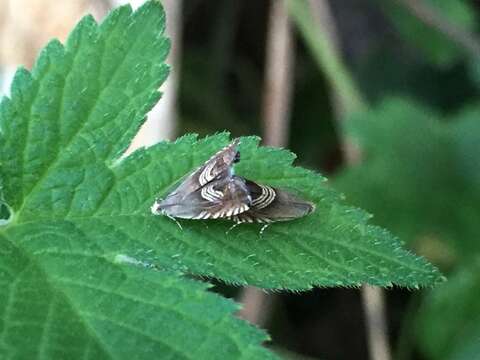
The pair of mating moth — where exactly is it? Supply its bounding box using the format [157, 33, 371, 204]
[151, 139, 315, 227]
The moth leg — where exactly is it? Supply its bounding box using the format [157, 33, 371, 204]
[226, 215, 246, 234]
[226, 222, 242, 234]
[259, 224, 270, 236]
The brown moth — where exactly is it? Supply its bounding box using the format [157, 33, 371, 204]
[151, 139, 315, 229]
[228, 176, 315, 224]
[151, 139, 252, 220]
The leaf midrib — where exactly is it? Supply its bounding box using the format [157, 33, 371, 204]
[4, 209, 436, 288]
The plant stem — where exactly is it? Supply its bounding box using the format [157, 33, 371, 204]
[238, 0, 294, 327]
[261, 0, 294, 147]
[286, 0, 364, 164]
[287, 2, 391, 360]
[286, 0, 366, 117]
[238, 287, 274, 328]
[362, 285, 392, 360]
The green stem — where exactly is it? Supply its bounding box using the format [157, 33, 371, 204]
[286, 0, 367, 116]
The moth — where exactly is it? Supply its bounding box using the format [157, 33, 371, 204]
[151, 139, 315, 226]
[228, 177, 315, 224]
[151, 139, 252, 221]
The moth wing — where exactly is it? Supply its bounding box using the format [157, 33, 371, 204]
[154, 176, 251, 220]
[166, 138, 241, 198]
[232, 179, 315, 223]
[197, 176, 252, 219]
[194, 138, 241, 186]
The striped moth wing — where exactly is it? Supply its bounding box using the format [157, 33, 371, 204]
[230, 178, 315, 223]
[163, 138, 240, 196]
[153, 174, 251, 220]
[151, 139, 251, 219]
[186, 175, 252, 220]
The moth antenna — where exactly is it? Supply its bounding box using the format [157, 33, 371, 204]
[165, 213, 183, 230]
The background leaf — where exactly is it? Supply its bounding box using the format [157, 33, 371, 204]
[415, 261, 480, 360]
[334, 98, 480, 264]
[378, 0, 476, 67]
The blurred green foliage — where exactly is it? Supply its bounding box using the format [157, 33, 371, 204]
[332, 98, 480, 359]
[177, 1, 480, 359]
[416, 261, 480, 360]
[377, 0, 476, 67]
[329, 1, 480, 357]
[334, 98, 480, 264]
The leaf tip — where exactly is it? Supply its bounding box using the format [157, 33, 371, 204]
[9, 67, 33, 98]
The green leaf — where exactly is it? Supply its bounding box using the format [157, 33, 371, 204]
[416, 261, 480, 360]
[378, 0, 476, 67]
[0, 238, 272, 359]
[0, 1, 442, 359]
[127, 134, 440, 289]
[334, 98, 480, 264]
[0, 2, 273, 359]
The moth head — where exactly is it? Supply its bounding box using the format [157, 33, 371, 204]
[151, 195, 198, 219]
[151, 199, 166, 215]
[233, 151, 240, 164]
